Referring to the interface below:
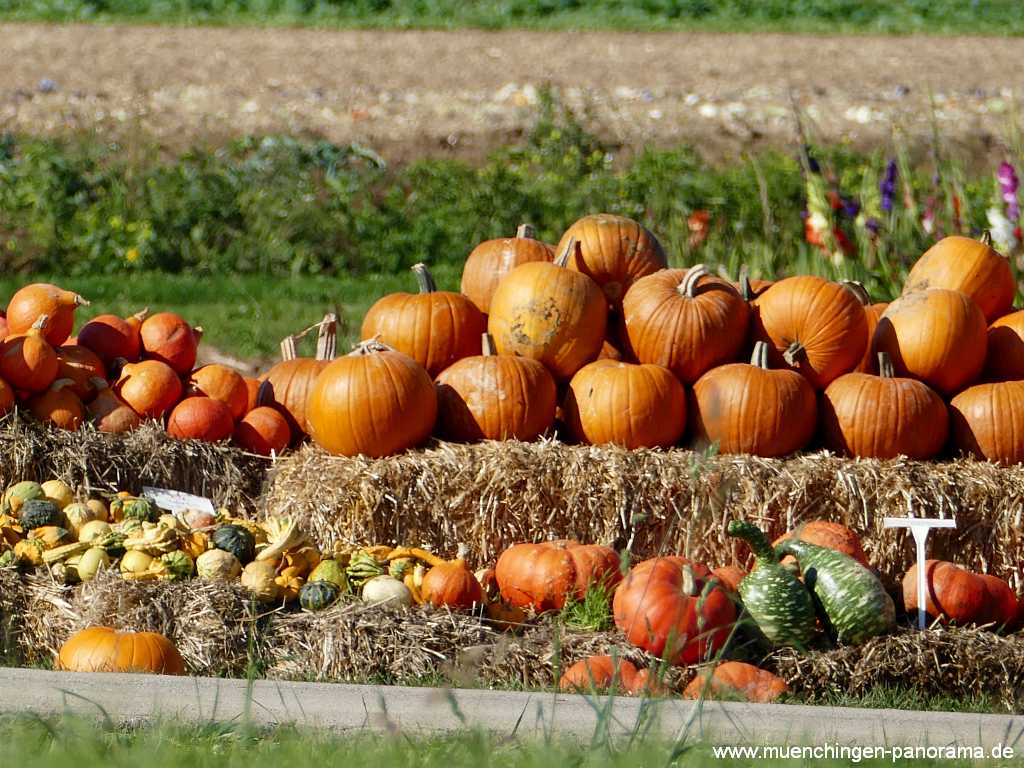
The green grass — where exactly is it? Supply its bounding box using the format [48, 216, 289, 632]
[791, 684, 1005, 715]
[2, 0, 1024, 35]
[0, 715, 993, 767]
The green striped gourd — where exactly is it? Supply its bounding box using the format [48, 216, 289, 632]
[775, 539, 895, 645]
[726, 519, 816, 648]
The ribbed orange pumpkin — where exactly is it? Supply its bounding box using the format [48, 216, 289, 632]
[873, 288, 987, 396]
[683, 661, 787, 703]
[621, 264, 749, 384]
[114, 360, 182, 419]
[187, 364, 249, 421]
[77, 309, 147, 367]
[903, 234, 1014, 322]
[773, 521, 869, 568]
[903, 560, 985, 625]
[751, 276, 868, 389]
[57, 626, 184, 674]
[167, 396, 234, 442]
[461, 224, 554, 314]
[56, 344, 106, 402]
[28, 379, 84, 431]
[559, 656, 641, 694]
[233, 406, 290, 456]
[6, 283, 88, 346]
[977, 574, 1018, 629]
[562, 360, 685, 449]
[689, 341, 816, 457]
[488, 239, 607, 380]
[949, 380, 1024, 465]
[495, 540, 620, 612]
[421, 559, 484, 609]
[983, 309, 1024, 381]
[361, 263, 485, 378]
[820, 352, 948, 459]
[306, 340, 437, 458]
[259, 315, 336, 441]
[613, 557, 736, 665]
[0, 315, 59, 393]
[87, 379, 141, 434]
[140, 312, 201, 374]
[434, 333, 556, 442]
[556, 213, 667, 308]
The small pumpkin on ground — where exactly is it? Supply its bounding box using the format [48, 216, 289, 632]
[461, 224, 554, 315]
[421, 557, 484, 609]
[559, 655, 641, 695]
[495, 540, 620, 612]
[57, 626, 184, 675]
[683, 661, 788, 703]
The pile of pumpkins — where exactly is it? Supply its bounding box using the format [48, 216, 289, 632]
[0, 286, 292, 456]
[276, 216, 1024, 463]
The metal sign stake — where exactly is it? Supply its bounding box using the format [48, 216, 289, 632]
[883, 517, 957, 629]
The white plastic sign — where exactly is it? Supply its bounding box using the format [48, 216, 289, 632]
[142, 486, 216, 515]
[883, 516, 957, 629]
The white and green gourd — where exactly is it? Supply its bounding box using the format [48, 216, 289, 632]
[726, 519, 817, 648]
[774, 539, 895, 645]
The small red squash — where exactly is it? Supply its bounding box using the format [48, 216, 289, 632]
[187, 364, 249, 421]
[6, 283, 88, 346]
[421, 559, 484, 609]
[140, 312, 201, 374]
[57, 626, 184, 675]
[495, 540, 620, 613]
[114, 360, 182, 419]
[902, 560, 985, 625]
[559, 655, 640, 694]
[233, 406, 290, 456]
[77, 309, 147, 367]
[683, 661, 787, 703]
[976, 574, 1018, 629]
[28, 378, 84, 431]
[613, 556, 736, 665]
[461, 224, 554, 314]
[87, 379, 141, 434]
[167, 396, 234, 442]
[773, 521, 869, 568]
[0, 315, 59, 393]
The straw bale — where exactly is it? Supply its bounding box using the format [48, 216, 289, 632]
[262, 441, 1024, 588]
[0, 413, 267, 511]
[767, 627, 1024, 712]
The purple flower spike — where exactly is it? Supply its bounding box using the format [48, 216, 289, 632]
[880, 160, 897, 212]
[998, 161, 1020, 222]
[841, 196, 860, 218]
[866, 217, 881, 235]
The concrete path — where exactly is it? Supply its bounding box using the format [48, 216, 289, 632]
[0, 667, 1022, 750]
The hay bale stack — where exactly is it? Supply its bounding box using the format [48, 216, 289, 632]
[0, 414, 268, 510]
[0, 567, 27, 661]
[262, 441, 1024, 587]
[767, 627, 1024, 712]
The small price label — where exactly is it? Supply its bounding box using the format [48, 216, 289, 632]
[142, 486, 216, 515]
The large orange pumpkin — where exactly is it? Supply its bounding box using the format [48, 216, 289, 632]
[751, 276, 868, 389]
[689, 341, 816, 457]
[903, 560, 985, 625]
[87, 380, 141, 434]
[233, 406, 290, 456]
[187, 364, 249, 421]
[613, 557, 736, 665]
[461, 224, 554, 314]
[949, 380, 1024, 465]
[361, 262, 485, 378]
[306, 340, 437, 458]
[167, 396, 235, 442]
[556, 213, 667, 308]
[562, 360, 685, 449]
[0, 315, 59, 393]
[983, 309, 1024, 381]
[57, 626, 184, 674]
[421, 559, 484, 609]
[28, 379, 84, 431]
[434, 333, 556, 442]
[259, 314, 337, 441]
[494, 540, 620, 612]
[838, 281, 889, 374]
[77, 309, 147, 367]
[683, 661, 787, 703]
[488, 238, 607, 380]
[873, 288, 987, 396]
[6, 283, 88, 346]
[903, 234, 1014, 322]
[114, 360, 182, 419]
[773, 521, 869, 568]
[56, 344, 106, 402]
[820, 351, 948, 460]
[559, 655, 641, 694]
[621, 264, 749, 384]
[139, 312, 201, 375]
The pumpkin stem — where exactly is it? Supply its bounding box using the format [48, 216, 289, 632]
[130, 307, 150, 323]
[838, 279, 871, 306]
[726, 519, 777, 565]
[481, 333, 496, 356]
[412, 263, 437, 294]
[677, 263, 709, 298]
[315, 313, 337, 361]
[782, 341, 805, 367]
[738, 264, 753, 301]
[555, 237, 578, 269]
[280, 335, 298, 362]
[877, 351, 895, 378]
[981, 230, 993, 247]
[60, 290, 89, 308]
[49, 378, 76, 393]
[750, 341, 770, 369]
[31, 314, 50, 332]
[455, 542, 470, 562]
[678, 564, 698, 597]
[515, 223, 536, 240]
[89, 376, 109, 390]
[350, 337, 398, 356]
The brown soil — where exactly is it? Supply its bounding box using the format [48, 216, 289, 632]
[2, 23, 1023, 163]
